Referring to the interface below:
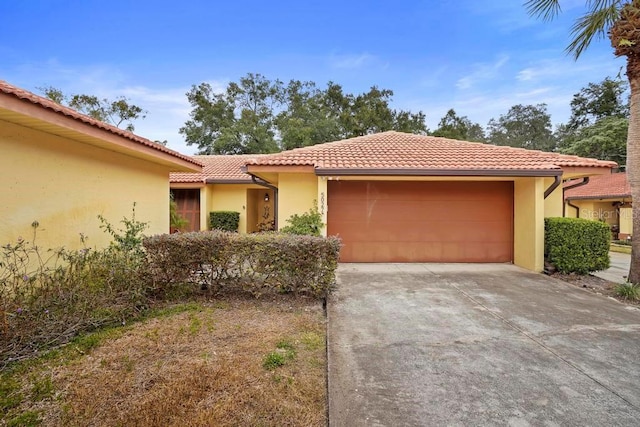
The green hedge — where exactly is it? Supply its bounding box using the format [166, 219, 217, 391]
[142, 231, 342, 298]
[209, 211, 240, 232]
[545, 217, 610, 274]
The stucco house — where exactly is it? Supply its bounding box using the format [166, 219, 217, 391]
[171, 131, 615, 272]
[170, 155, 274, 233]
[0, 81, 202, 251]
[564, 172, 632, 240]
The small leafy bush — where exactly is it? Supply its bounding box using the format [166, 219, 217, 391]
[545, 217, 610, 274]
[615, 282, 640, 301]
[263, 352, 287, 370]
[209, 211, 240, 232]
[280, 205, 323, 236]
[613, 239, 632, 246]
[143, 231, 341, 298]
[263, 340, 296, 370]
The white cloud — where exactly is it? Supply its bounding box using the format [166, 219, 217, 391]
[456, 55, 509, 90]
[328, 52, 380, 70]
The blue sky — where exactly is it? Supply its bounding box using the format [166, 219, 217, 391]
[0, 0, 627, 154]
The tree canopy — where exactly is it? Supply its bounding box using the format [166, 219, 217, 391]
[180, 73, 428, 154]
[557, 77, 629, 165]
[39, 86, 146, 132]
[486, 104, 556, 151]
[431, 109, 485, 142]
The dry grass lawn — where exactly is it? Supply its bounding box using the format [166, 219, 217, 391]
[2, 297, 327, 426]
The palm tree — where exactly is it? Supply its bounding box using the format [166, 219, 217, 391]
[526, 0, 640, 283]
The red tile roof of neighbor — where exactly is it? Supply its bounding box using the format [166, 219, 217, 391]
[170, 155, 265, 183]
[247, 131, 617, 174]
[0, 80, 201, 167]
[564, 172, 630, 200]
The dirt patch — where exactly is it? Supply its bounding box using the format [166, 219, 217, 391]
[7, 296, 327, 427]
[551, 272, 639, 306]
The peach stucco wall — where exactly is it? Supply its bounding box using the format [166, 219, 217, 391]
[1, 119, 171, 251]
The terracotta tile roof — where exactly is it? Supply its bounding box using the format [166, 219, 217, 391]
[170, 154, 265, 183]
[0, 80, 201, 167]
[564, 172, 630, 200]
[247, 131, 616, 174]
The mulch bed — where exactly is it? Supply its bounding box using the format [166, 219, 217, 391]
[550, 272, 639, 306]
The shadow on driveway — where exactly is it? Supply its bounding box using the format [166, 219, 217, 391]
[328, 263, 640, 426]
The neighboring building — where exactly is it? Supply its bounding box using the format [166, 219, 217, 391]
[0, 81, 202, 251]
[174, 131, 615, 272]
[564, 172, 632, 240]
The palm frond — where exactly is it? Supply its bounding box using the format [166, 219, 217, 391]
[567, 2, 621, 59]
[525, 0, 562, 21]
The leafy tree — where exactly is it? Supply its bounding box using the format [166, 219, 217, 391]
[526, 0, 640, 282]
[182, 74, 428, 153]
[432, 109, 485, 142]
[39, 86, 146, 132]
[562, 116, 628, 165]
[557, 77, 629, 153]
[567, 77, 629, 130]
[180, 74, 282, 154]
[486, 104, 556, 151]
[276, 80, 342, 150]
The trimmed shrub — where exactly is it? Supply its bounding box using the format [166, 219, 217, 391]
[545, 217, 610, 274]
[209, 211, 240, 232]
[280, 205, 323, 236]
[143, 231, 341, 298]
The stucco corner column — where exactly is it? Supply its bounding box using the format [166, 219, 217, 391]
[514, 177, 545, 272]
[318, 176, 328, 237]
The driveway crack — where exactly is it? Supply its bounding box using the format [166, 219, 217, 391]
[449, 281, 640, 411]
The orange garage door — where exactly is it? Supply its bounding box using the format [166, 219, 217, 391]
[327, 181, 513, 263]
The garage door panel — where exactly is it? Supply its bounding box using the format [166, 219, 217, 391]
[328, 181, 513, 263]
[340, 241, 512, 263]
[331, 200, 510, 222]
[331, 221, 511, 243]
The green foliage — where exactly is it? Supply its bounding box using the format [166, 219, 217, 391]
[263, 340, 296, 370]
[98, 203, 149, 257]
[280, 205, 324, 236]
[614, 239, 632, 246]
[615, 282, 640, 300]
[180, 74, 282, 154]
[180, 73, 428, 154]
[142, 231, 341, 298]
[263, 352, 287, 370]
[431, 108, 485, 142]
[544, 217, 610, 274]
[209, 211, 240, 232]
[487, 103, 556, 151]
[568, 77, 629, 129]
[561, 116, 628, 165]
[6, 410, 40, 427]
[0, 207, 150, 365]
[556, 78, 629, 163]
[39, 86, 147, 132]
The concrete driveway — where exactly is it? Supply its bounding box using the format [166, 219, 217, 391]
[328, 264, 640, 426]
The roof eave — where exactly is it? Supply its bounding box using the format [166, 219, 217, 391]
[565, 194, 632, 201]
[205, 179, 254, 184]
[315, 168, 563, 177]
[0, 90, 202, 172]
